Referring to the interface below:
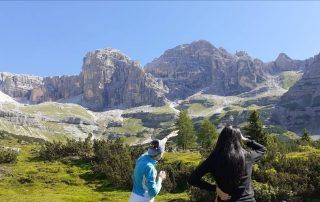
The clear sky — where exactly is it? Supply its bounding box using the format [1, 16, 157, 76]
[1, 1, 320, 76]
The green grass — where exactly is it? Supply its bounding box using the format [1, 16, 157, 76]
[286, 145, 320, 160]
[163, 151, 201, 165]
[0, 103, 18, 110]
[0, 139, 189, 202]
[152, 104, 176, 115]
[104, 191, 188, 202]
[187, 103, 208, 114]
[21, 102, 93, 120]
[108, 118, 144, 134]
[279, 71, 302, 90]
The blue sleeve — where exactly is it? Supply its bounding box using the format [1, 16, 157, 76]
[145, 164, 162, 198]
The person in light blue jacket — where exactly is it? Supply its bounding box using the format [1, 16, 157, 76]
[129, 130, 178, 202]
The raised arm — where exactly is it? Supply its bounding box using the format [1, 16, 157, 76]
[161, 130, 179, 145]
[244, 139, 267, 162]
[188, 158, 216, 191]
[240, 132, 267, 162]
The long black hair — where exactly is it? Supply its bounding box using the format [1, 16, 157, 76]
[211, 125, 246, 188]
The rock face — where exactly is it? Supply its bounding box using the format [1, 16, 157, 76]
[0, 72, 43, 103]
[0, 48, 167, 111]
[81, 49, 168, 110]
[272, 53, 320, 134]
[30, 75, 83, 104]
[145, 40, 268, 99]
[264, 53, 312, 74]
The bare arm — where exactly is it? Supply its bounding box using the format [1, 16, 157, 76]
[161, 130, 179, 144]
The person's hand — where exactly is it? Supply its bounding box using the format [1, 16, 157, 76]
[167, 130, 179, 139]
[216, 186, 231, 201]
[240, 132, 249, 143]
[158, 170, 166, 181]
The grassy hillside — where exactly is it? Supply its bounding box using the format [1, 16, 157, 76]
[0, 137, 189, 202]
[278, 71, 303, 90]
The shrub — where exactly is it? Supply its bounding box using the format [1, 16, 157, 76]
[93, 138, 134, 188]
[188, 186, 216, 202]
[39, 141, 64, 160]
[157, 161, 195, 193]
[39, 134, 93, 161]
[0, 149, 18, 163]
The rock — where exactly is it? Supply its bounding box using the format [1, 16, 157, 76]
[1, 48, 168, 111]
[0, 72, 43, 103]
[145, 40, 268, 99]
[81, 48, 168, 110]
[0, 146, 21, 153]
[107, 120, 123, 128]
[30, 75, 83, 104]
[264, 53, 312, 74]
[272, 53, 320, 134]
[0, 109, 39, 127]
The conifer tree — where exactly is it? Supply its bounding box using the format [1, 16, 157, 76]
[301, 128, 311, 143]
[243, 110, 267, 144]
[197, 118, 218, 148]
[176, 111, 196, 150]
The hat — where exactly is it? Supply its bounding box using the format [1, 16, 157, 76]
[147, 139, 165, 156]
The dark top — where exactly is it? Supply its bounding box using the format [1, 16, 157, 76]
[188, 140, 267, 202]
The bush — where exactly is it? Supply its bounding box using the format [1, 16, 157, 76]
[252, 181, 278, 202]
[39, 134, 93, 161]
[157, 161, 195, 193]
[188, 186, 216, 202]
[0, 149, 18, 163]
[93, 138, 134, 188]
[39, 141, 64, 160]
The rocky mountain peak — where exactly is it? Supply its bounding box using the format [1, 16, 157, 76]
[275, 53, 293, 66]
[189, 40, 217, 50]
[276, 52, 291, 61]
[272, 53, 320, 134]
[235, 51, 250, 58]
[89, 48, 131, 62]
[145, 41, 267, 99]
[81, 48, 167, 110]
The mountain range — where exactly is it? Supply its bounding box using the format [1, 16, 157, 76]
[0, 40, 319, 142]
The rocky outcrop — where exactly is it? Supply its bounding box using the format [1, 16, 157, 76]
[264, 53, 313, 74]
[0, 109, 39, 127]
[272, 53, 320, 134]
[30, 75, 83, 104]
[81, 49, 168, 110]
[0, 72, 82, 104]
[145, 40, 268, 99]
[0, 72, 43, 103]
[144, 41, 317, 100]
[1, 49, 168, 110]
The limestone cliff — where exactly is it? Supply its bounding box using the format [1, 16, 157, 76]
[0, 49, 167, 110]
[272, 53, 320, 134]
[81, 48, 168, 110]
[145, 40, 267, 99]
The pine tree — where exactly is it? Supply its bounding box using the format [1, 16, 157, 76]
[243, 110, 267, 144]
[197, 119, 218, 149]
[176, 111, 196, 150]
[301, 128, 311, 142]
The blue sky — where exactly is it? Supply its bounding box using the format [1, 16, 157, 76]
[1, 1, 320, 76]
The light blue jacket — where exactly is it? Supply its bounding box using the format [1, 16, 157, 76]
[132, 153, 162, 198]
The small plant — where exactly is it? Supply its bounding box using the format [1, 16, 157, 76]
[0, 149, 18, 164]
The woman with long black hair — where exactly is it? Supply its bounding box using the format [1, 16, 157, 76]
[188, 125, 267, 202]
